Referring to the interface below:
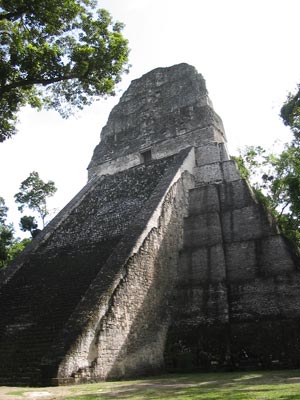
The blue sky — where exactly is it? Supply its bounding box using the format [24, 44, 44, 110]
[1, 0, 300, 235]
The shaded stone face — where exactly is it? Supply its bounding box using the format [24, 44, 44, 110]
[88, 63, 225, 178]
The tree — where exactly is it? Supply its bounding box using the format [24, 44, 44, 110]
[6, 237, 31, 263]
[281, 85, 300, 139]
[236, 87, 300, 251]
[20, 215, 39, 237]
[0, 0, 129, 141]
[0, 196, 14, 268]
[15, 171, 57, 228]
[0, 195, 8, 223]
[0, 197, 32, 269]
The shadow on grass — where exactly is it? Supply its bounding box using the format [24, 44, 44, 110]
[6, 371, 300, 400]
[62, 374, 300, 400]
[62, 389, 300, 400]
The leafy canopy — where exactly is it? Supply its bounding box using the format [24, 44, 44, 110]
[281, 85, 300, 139]
[236, 86, 300, 251]
[0, 0, 129, 141]
[14, 171, 57, 227]
[0, 195, 8, 224]
[20, 215, 39, 237]
[0, 196, 14, 268]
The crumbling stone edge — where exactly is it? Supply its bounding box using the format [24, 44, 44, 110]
[43, 147, 195, 384]
[0, 175, 105, 287]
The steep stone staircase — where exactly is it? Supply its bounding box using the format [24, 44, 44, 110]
[0, 156, 178, 386]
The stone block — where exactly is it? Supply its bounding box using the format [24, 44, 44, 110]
[230, 275, 300, 322]
[205, 283, 229, 323]
[191, 247, 209, 282]
[222, 205, 276, 242]
[195, 143, 221, 166]
[273, 275, 300, 317]
[258, 236, 296, 275]
[179, 244, 226, 284]
[222, 160, 241, 182]
[194, 160, 240, 185]
[184, 212, 222, 248]
[209, 244, 226, 282]
[195, 143, 229, 167]
[230, 279, 282, 320]
[194, 163, 223, 185]
[188, 185, 220, 215]
[193, 126, 222, 147]
[225, 240, 257, 281]
[219, 179, 255, 211]
[174, 286, 204, 316]
[219, 143, 230, 162]
[178, 251, 191, 282]
[189, 287, 205, 314]
[213, 129, 226, 144]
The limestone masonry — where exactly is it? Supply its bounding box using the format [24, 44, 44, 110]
[0, 64, 300, 386]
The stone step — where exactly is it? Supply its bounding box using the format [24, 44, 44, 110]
[218, 179, 256, 211]
[183, 212, 222, 248]
[188, 185, 220, 215]
[194, 160, 240, 186]
[178, 244, 226, 284]
[221, 204, 278, 243]
[195, 142, 229, 167]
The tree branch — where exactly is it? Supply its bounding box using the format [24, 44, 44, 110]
[0, 8, 28, 21]
[279, 201, 290, 218]
[0, 74, 77, 95]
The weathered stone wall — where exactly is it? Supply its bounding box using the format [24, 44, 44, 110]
[54, 151, 195, 382]
[89, 125, 223, 178]
[88, 64, 225, 179]
[166, 143, 300, 372]
[76, 175, 192, 381]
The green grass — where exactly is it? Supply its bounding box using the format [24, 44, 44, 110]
[4, 370, 300, 400]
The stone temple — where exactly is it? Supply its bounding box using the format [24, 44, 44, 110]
[1, 63, 300, 386]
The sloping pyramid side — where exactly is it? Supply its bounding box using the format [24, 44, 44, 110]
[0, 149, 194, 385]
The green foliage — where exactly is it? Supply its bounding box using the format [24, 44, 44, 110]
[0, 0, 129, 141]
[0, 196, 14, 268]
[5, 237, 31, 265]
[19, 215, 39, 237]
[0, 196, 31, 269]
[0, 172, 56, 268]
[0, 224, 14, 268]
[281, 85, 300, 139]
[237, 141, 300, 251]
[15, 171, 57, 227]
[231, 155, 249, 180]
[0, 195, 8, 223]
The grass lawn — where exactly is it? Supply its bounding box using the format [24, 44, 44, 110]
[3, 370, 300, 400]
